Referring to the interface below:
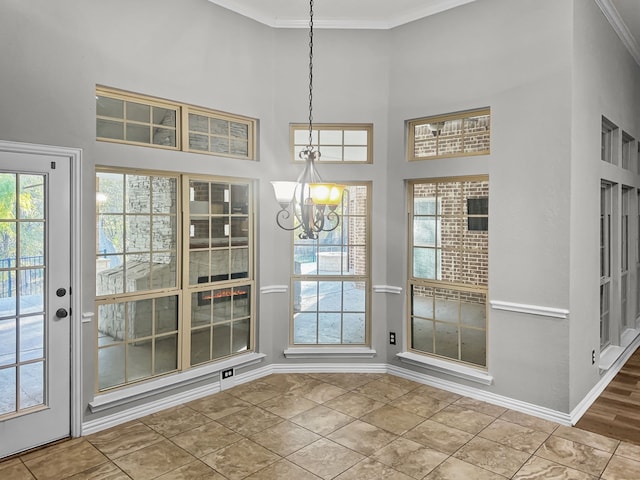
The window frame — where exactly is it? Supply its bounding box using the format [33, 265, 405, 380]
[290, 123, 373, 164]
[289, 182, 372, 347]
[407, 108, 490, 161]
[407, 176, 489, 369]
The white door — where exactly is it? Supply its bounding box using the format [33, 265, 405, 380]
[0, 151, 71, 458]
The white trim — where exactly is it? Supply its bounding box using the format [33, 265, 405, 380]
[260, 284, 288, 294]
[599, 344, 624, 371]
[283, 347, 377, 359]
[489, 300, 569, 319]
[0, 141, 83, 438]
[206, 0, 477, 30]
[272, 363, 388, 374]
[595, 0, 640, 67]
[81, 312, 94, 324]
[396, 351, 493, 385]
[88, 352, 266, 412]
[387, 364, 571, 426]
[373, 285, 403, 294]
[571, 334, 640, 424]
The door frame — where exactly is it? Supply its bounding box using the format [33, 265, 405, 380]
[0, 140, 83, 438]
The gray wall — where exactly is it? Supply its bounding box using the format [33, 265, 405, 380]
[1, 0, 637, 422]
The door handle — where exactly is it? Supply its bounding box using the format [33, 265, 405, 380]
[56, 308, 68, 319]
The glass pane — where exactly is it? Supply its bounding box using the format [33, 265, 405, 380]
[343, 146, 367, 162]
[317, 249, 343, 275]
[414, 217, 437, 247]
[411, 317, 433, 352]
[413, 247, 436, 279]
[126, 102, 150, 123]
[412, 286, 433, 318]
[152, 215, 177, 251]
[318, 313, 341, 343]
[434, 322, 458, 359]
[210, 118, 228, 135]
[461, 328, 486, 366]
[230, 139, 249, 156]
[230, 218, 248, 246]
[440, 183, 462, 216]
[232, 318, 250, 353]
[19, 361, 43, 409]
[461, 298, 485, 328]
[126, 176, 151, 214]
[19, 315, 43, 362]
[153, 107, 176, 127]
[155, 334, 177, 374]
[294, 242, 316, 266]
[344, 130, 367, 145]
[211, 218, 228, 247]
[0, 319, 16, 366]
[0, 174, 16, 220]
[319, 146, 342, 161]
[128, 299, 152, 339]
[190, 218, 210, 249]
[413, 183, 437, 215]
[19, 270, 44, 314]
[318, 282, 342, 312]
[126, 216, 151, 253]
[343, 282, 365, 311]
[234, 286, 251, 318]
[318, 130, 341, 144]
[96, 96, 123, 118]
[212, 290, 233, 322]
[96, 255, 123, 296]
[125, 254, 151, 293]
[97, 173, 124, 214]
[98, 303, 125, 345]
[97, 119, 124, 140]
[211, 250, 230, 282]
[127, 339, 152, 382]
[210, 184, 228, 214]
[347, 217, 366, 245]
[0, 222, 16, 266]
[0, 367, 16, 414]
[230, 185, 248, 214]
[212, 323, 231, 359]
[189, 133, 209, 151]
[464, 115, 490, 153]
[414, 128, 437, 158]
[293, 312, 317, 344]
[20, 175, 44, 219]
[153, 128, 176, 147]
[211, 138, 229, 154]
[19, 223, 44, 262]
[192, 291, 212, 327]
[98, 345, 125, 390]
[230, 249, 248, 278]
[156, 296, 178, 334]
[230, 122, 248, 139]
[191, 328, 211, 365]
[152, 177, 177, 214]
[298, 281, 318, 312]
[98, 215, 124, 255]
[435, 289, 459, 323]
[189, 250, 210, 285]
[190, 181, 209, 210]
[0, 271, 17, 318]
[126, 124, 150, 144]
[189, 113, 208, 133]
[343, 313, 365, 343]
[441, 249, 461, 284]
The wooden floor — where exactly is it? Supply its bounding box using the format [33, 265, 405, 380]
[576, 347, 640, 445]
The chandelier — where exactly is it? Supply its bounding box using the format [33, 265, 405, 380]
[271, 0, 345, 240]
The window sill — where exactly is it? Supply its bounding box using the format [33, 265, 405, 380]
[599, 345, 625, 372]
[283, 347, 377, 359]
[89, 352, 266, 413]
[396, 351, 493, 385]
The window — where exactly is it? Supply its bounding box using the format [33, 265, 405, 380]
[601, 117, 617, 164]
[622, 132, 634, 170]
[95, 169, 255, 392]
[408, 177, 489, 368]
[290, 124, 372, 163]
[291, 184, 370, 345]
[600, 182, 612, 349]
[621, 186, 631, 330]
[96, 86, 256, 160]
[407, 108, 490, 161]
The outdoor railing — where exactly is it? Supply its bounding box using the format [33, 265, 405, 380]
[0, 256, 44, 298]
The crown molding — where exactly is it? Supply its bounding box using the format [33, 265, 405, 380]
[207, 0, 477, 30]
[595, 0, 640, 66]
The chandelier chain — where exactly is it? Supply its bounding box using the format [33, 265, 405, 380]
[307, 0, 314, 148]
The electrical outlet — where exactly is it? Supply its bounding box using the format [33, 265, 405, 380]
[221, 368, 234, 379]
[389, 332, 396, 345]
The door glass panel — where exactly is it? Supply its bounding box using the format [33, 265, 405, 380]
[0, 173, 47, 416]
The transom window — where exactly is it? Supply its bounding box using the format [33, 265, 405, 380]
[95, 168, 255, 392]
[96, 86, 256, 160]
[407, 108, 490, 161]
[290, 124, 373, 163]
[408, 177, 489, 367]
[291, 184, 370, 345]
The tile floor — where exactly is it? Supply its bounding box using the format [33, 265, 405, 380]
[2, 373, 640, 479]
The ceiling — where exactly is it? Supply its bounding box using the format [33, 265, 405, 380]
[208, 0, 640, 63]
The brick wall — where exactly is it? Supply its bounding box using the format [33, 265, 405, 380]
[414, 114, 490, 158]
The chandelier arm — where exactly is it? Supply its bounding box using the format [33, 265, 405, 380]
[320, 209, 341, 232]
[275, 208, 300, 232]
